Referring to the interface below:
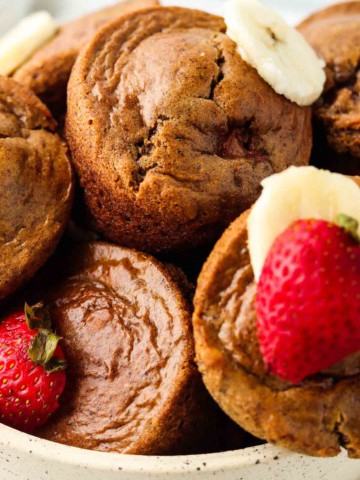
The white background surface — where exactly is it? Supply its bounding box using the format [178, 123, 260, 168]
[1, 0, 341, 34]
[31, 0, 336, 24]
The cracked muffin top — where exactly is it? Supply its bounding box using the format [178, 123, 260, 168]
[36, 242, 215, 454]
[193, 203, 360, 459]
[14, 0, 159, 115]
[0, 76, 73, 300]
[66, 7, 312, 255]
[298, 1, 360, 162]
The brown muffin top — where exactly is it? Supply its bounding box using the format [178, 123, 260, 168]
[299, 1, 360, 159]
[14, 0, 159, 114]
[66, 7, 311, 255]
[0, 76, 73, 300]
[37, 242, 215, 454]
[193, 200, 360, 458]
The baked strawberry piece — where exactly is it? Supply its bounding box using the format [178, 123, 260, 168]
[0, 303, 66, 433]
[193, 167, 360, 457]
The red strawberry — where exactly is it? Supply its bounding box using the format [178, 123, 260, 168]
[0, 303, 66, 433]
[256, 215, 360, 384]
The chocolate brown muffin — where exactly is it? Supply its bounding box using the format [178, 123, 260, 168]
[37, 242, 216, 454]
[14, 0, 159, 115]
[0, 76, 73, 300]
[66, 7, 312, 255]
[193, 194, 360, 458]
[299, 2, 360, 172]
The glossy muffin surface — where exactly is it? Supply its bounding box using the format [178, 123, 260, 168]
[37, 242, 215, 454]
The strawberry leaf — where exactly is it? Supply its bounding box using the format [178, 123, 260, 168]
[44, 357, 67, 374]
[28, 330, 63, 368]
[337, 214, 360, 243]
[25, 302, 52, 331]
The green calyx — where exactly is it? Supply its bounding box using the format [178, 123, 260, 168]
[25, 303, 67, 374]
[337, 214, 360, 243]
[28, 330, 67, 373]
[25, 302, 51, 330]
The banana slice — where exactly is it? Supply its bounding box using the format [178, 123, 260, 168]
[224, 0, 326, 106]
[248, 166, 360, 281]
[0, 12, 56, 76]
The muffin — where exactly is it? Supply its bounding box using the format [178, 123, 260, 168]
[0, 76, 73, 300]
[193, 173, 360, 458]
[14, 0, 159, 115]
[66, 7, 312, 255]
[298, 2, 360, 173]
[36, 242, 216, 455]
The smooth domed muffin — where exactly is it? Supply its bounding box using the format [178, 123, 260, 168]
[36, 242, 215, 454]
[298, 2, 360, 171]
[0, 76, 73, 300]
[14, 0, 159, 115]
[193, 196, 360, 458]
[66, 7, 312, 255]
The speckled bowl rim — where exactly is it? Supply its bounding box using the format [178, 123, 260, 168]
[1, 423, 304, 474]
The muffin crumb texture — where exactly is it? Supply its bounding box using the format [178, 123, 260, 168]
[0, 76, 73, 300]
[299, 1, 360, 162]
[66, 7, 312, 254]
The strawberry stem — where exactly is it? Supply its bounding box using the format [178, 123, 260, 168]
[337, 214, 360, 243]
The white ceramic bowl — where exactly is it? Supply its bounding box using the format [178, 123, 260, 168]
[1, 1, 359, 479]
[1, 424, 360, 480]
